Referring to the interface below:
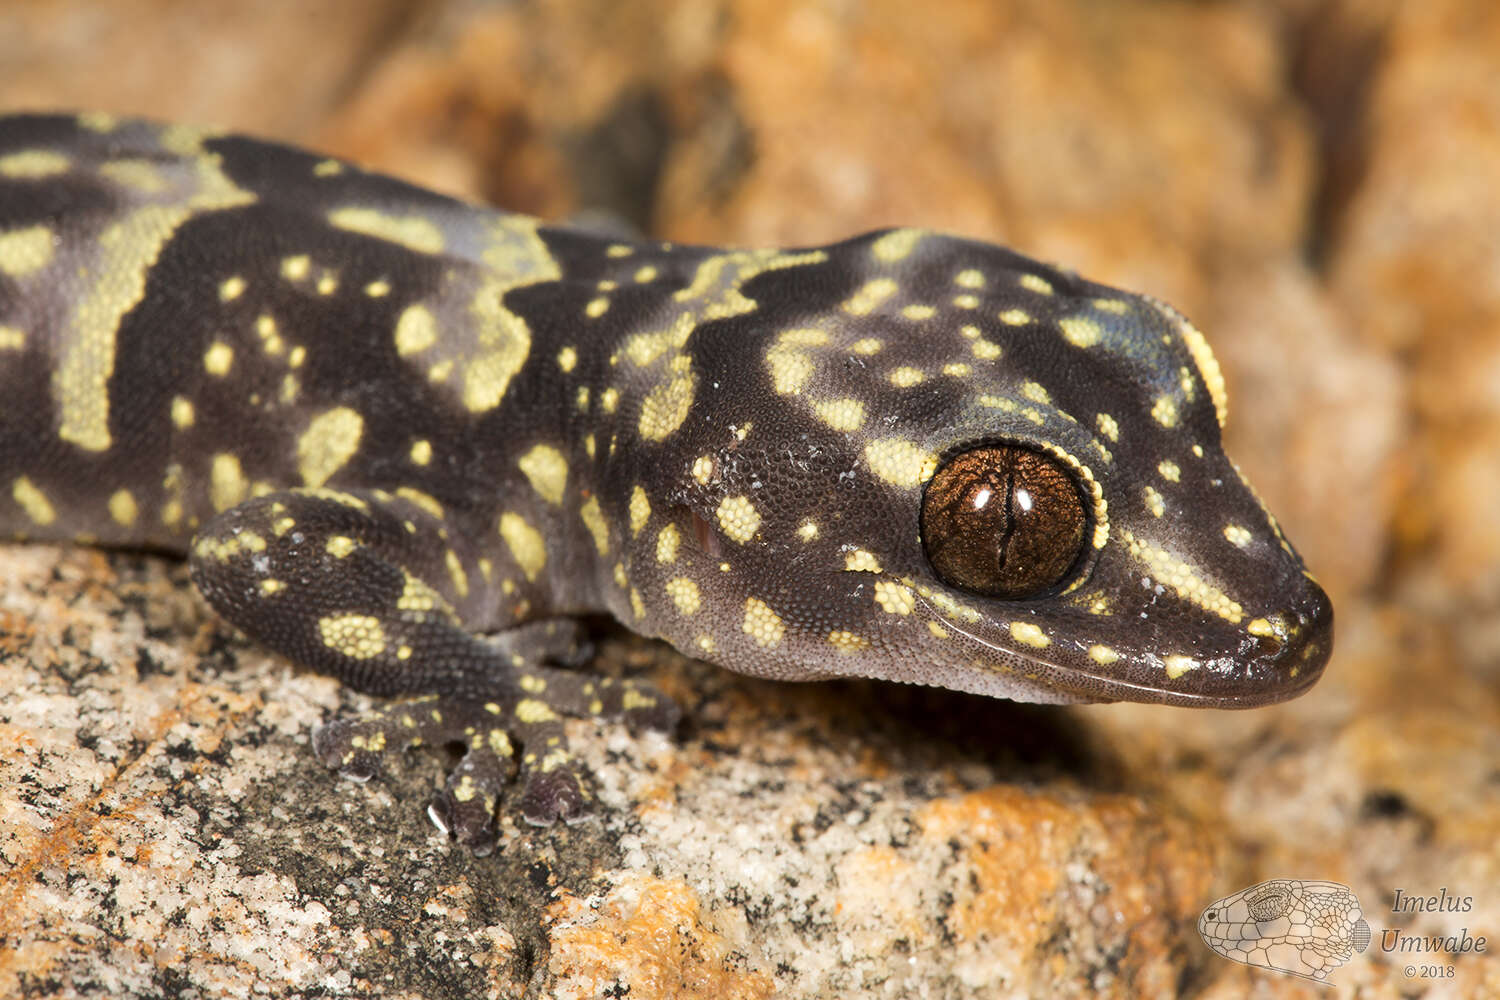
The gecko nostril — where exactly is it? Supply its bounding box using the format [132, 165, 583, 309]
[1248, 631, 1284, 658]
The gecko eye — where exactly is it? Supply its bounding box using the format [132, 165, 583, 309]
[920, 444, 1088, 599]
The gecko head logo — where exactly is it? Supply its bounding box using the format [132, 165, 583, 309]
[1199, 879, 1370, 984]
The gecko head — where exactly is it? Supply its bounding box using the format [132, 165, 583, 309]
[626, 229, 1332, 707]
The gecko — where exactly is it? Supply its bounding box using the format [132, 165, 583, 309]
[0, 113, 1332, 849]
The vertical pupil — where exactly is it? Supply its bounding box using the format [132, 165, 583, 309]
[919, 444, 1089, 599]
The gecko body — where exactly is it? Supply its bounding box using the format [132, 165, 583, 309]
[0, 114, 1332, 846]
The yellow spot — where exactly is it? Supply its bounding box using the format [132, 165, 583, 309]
[797, 520, 818, 542]
[586, 296, 610, 318]
[842, 278, 898, 316]
[410, 439, 432, 466]
[656, 524, 680, 563]
[0, 225, 55, 276]
[871, 228, 924, 262]
[255, 314, 284, 355]
[580, 497, 610, 555]
[971, 338, 1001, 360]
[606, 244, 634, 258]
[0, 149, 70, 178]
[889, 367, 925, 388]
[1021, 381, 1051, 404]
[901, 304, 936, 320]
[260, 579, 285, 596]
[716, 495, 761, 543]
[629, 486, 651, 536]
[1248, 618, 1275, 637]
[1143, 486, 1165, 518]
[1088, 645, 1119, 665]
[851, 338, 883, 355]
[515, 699, 559, 724]
[1096, 413, 1119, 442]
[691, 456, 715, 485]
[1122, 528, 1243, 623]
[219, 276, 246, 301]
[667, 577, 701, 615]
[696, 635, 717, 654]
[394, 304, 437, 356]
[0, 326, 23, 350]
[874, 580, 914, 616]
[1093, 298, 1129, 314]
[519, 674, 547, 694]
[639, 373, 696, 440]
[951, 294, 979, 309]
[813, 397, 865, 431]
[395, 487, 444, 520]
[203, 341, 234, 377]
[328, 206, 444, 254]
[446, 549, 469, 599]
[1151, 395, 1178, 428]
[954, 269, 985, 289]
[1158, 460, 1181, 483]
[325, 535, 357, 558]
[1018, 274, 1054, 295]
[317, 272, 338, 295]
[623, 328, 673, 367]
[297, 407, 364, 488]
[78, 112, 118, 132]
[518, 444, 569, 506]
[12, 477, 55, 525]
[210, 453, 247, 512]
[1164, 655, 1199, 680]
[742, 597, 785, 648]
[289, 346, 306, 368]
[313, 159, 343, 177]
[844, 549, 882, 573]
[1059, 317, 1102, 348]
[365, 279, 390, 297]
[765, 329, 826, 394]
[864, 438, 937, 488]
[281, 255, 311, 281]
[635, 265, 658, 283]
[1223, 524, 1252, 548]
[998, 309, 1031, 325]
[927, 620, 949, 639]
[318, 614, 386, 660]
[557, 346, 578, 372]
[397, 573, 451, 615]
[107, 489, 138, 527]
[600, 387, 619, 413]
[1178, 366, 1197, 402]
[273, 516, 295, 536]
[828, 630, 869, 653]
[1175, 314, 1228, 427]
[1008, 621, 1049, 648]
